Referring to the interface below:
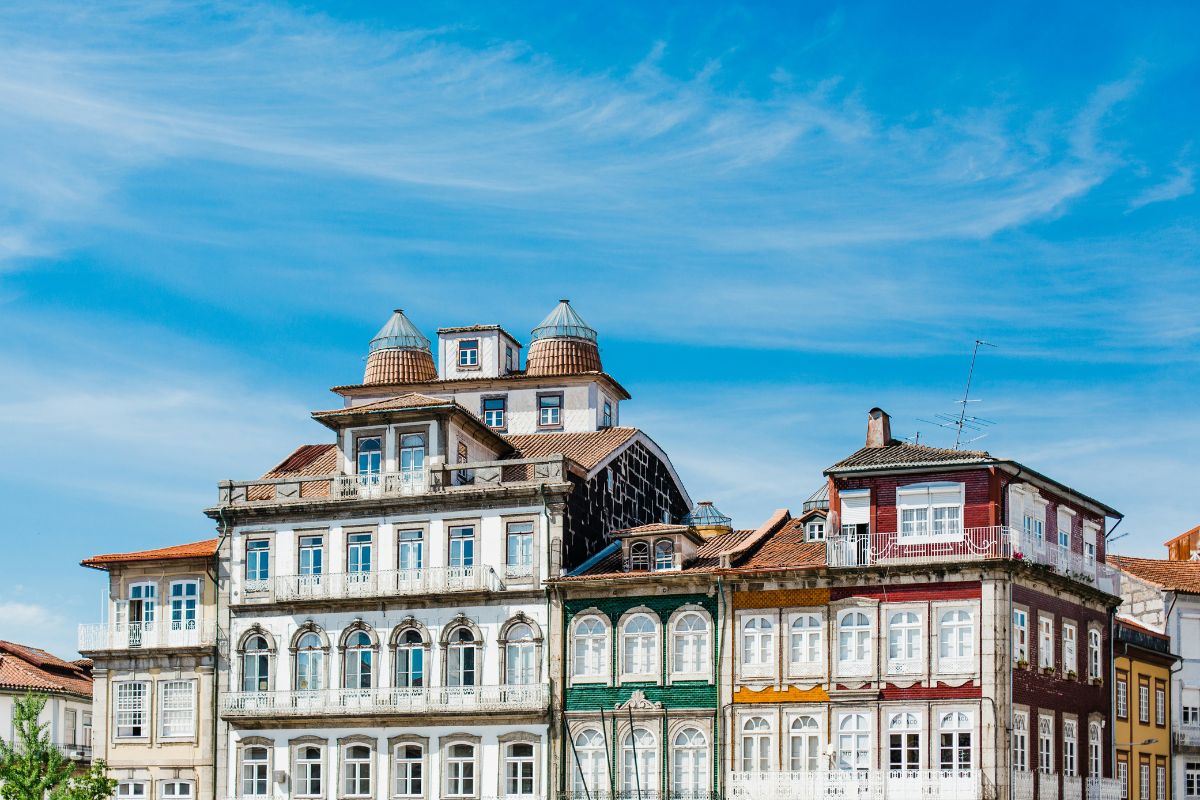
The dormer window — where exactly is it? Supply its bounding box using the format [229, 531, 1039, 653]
[630, 541, 650, 571]
[602, 401, 613, 428]
[505, 346, 514, 372]
[897, 483, 964, 540]
[654, 539, 675, 570]
[806, 522, 826, 542]
[458, 339, 479, 368]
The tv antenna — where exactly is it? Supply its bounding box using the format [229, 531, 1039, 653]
[918, 339, 998, 449]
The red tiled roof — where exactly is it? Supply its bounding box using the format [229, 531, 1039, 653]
[506, 427, 639, 471]
[736, 517, 828, 570]
[331, 370, 632, 400]
[0, 641, 92, 697]
[1166, 524, 1200, 548]
[689, 530, 755, 570]
[363, 348, 437, 385]
[526, 338, 602, 376]
[1111, 555, 1200, 594]
[263, 444, 339, 478]
[827, 441, 992, 473]
[612, 523, 689, 535]
[561, 528, 751, 580]
[82, 538, 218, 570]
[313, 392, 453, 418]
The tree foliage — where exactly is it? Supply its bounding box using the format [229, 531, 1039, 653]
[0, 692, 115, 800]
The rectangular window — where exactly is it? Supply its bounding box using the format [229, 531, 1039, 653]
[1188, 764, 1200, 799]
[601, 400, 613, 428]
[1156, 685, 1166, 726]
[1039, 616, 1055, 670]
[506, 521, 534, 579]
[1089, 723, 1101, 778]
[1157, 765, 1166, 800]
[82, 713, 92, 747]
[1013, 609, 1028, 664]
[1012, 712, 1028, 771]
[505, 345, 514, 372]
[806, 522, 826, 542]
[65, 710, 77, 745]
[448, 526, 475, 569]
[538, 394, 562, 427]
[158, 782, 192, 800]
[458, 339, 479, 367]
[1119, 761, 1129, 799]
[1140, 762, 1150, 800]
[1117, 678, 1128, 718]
[896, 483, 964, 539]
[1058, 508, 1073, 550]
[246, 539, 270, 582]
[1024, 514, 1045, 544]
[1062, 622, 1077, 674]
[1139, 682, 1150, 724]
[398, 433, 426, 478]
[1063, 720, 1077, 777]
[158, 680, 195, 738]
[1089, 628, 1102, 680]
[298, 535, 323, 576]
[117, 783, 147, 799]
[482, 397, 506, 429]
[169, 581, 199, 629]
[356, 435, 382, 477]
[397, 529, 423, 572]
[347, 532, 373, 574]
[1037, 715, 1053, 774]
[114, 682, 148, 738]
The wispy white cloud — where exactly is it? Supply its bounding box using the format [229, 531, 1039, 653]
[0, 600, 74, 657]
[1128, 162, 1195, 211]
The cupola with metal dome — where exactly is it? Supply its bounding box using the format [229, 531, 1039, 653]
[681, 500, 734, 540]
[362, 309, 438, 385]
[525, 299, 602, 377]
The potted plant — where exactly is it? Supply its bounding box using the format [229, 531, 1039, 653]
[1091, 676, 1104, 686]
[1067, 669, 1078, 681]
[1016, 659, 1030, 670]
[1042, 665, 1055, 676]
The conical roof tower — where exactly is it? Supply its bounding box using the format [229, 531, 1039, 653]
[362, 309, 437, 385]
[526, 299, 602, 376]
[681, 500, 734, 540]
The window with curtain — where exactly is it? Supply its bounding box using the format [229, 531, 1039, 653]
[241, 636, 271, 692]
[622, 728, 657, 793]
[505, 624, 537, 685]
[672, 612, 710, 676]
[741, 717, 772, 772]
[572, 616, 608, 679]
[672, 728, 708, 794]
[622, 614, 658, 677]
[295, 633, 324, 691]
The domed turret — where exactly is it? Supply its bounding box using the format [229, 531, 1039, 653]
[526, 299, 602, 376]
[363, 309, 437, 385]
[682, 500, 734, 540]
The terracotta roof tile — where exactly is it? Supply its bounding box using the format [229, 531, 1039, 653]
[826, 441, 992, 473]
[737, 518, 828, 570]
[688, 530, 755, 570]
[82, 538, 218, 570]
[262, 444, 338, 478]
[363, 348, 437, 385]
[314, 393, 452, 417]
[526, 338, 602, 376]
[613, 523, 689, 535]
[0, 641, 92, 697]
[562, 528, 750, 580]
[332, 370, 632, 400]
[1111, 555, 1200, 594]
[505, 427, 639, 471]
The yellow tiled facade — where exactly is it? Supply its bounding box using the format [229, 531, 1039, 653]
[1113, 620, 1175, 800]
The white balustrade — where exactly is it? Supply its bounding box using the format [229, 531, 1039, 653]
[78, 619, 217, 651]
[827, 526, 1120, 593]
[728, 770, 980, 800]
[1038, 771, 1060, 800]
[220, 683, 549, 718]
[238, 565, 504, 604]
[1011, 770, 1035, 800]
[1085, 777, 1121, 800]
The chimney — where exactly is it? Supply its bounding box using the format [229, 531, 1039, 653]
[866, 407, 891, 448]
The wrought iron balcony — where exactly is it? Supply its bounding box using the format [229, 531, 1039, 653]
[219, 683, 549, 718]
[826, 526, 1120, 594]
[728, 770, 982, 799]
[1176, 724, 1200, 748]
[217, 456, 566, 507]
[78, 620, 217, 652]
[236, 565, 505, 605]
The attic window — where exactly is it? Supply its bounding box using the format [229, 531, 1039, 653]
[654, 539, 674, 570]
[458, 339, 479, 368]
[630, 541, 650, 571]
[806, 522, 825, 542]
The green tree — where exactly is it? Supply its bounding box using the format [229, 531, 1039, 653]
[0, 692, 75, 800]
[55, 762, 116, 800]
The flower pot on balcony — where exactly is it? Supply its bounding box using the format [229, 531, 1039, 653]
[1067, 670, 1078, 681]
[1042, 666, 1055, 676]
[1016, 659, 1030, 670]
[1091, 677, 1103, 686]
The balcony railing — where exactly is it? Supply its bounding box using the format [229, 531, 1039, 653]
[218, 456, 567, 507]
[54, 743, 92, 761]
[1085, 777, 1121, 800]
[1012, 770, 1034, 800]
[238, 565, 504, 604]
[1038, 771, 1060, 800]
[1176, 724, 1200, 748]
[220, 683, 548, 718]
[78, 619, 217, 652]
[729, 770, 981, 799]
[827, 526, 1120, 594]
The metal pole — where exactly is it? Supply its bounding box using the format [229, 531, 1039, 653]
[629, 703, 643, 800]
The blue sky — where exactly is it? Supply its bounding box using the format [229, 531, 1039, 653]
[1, 1, 1198, 655]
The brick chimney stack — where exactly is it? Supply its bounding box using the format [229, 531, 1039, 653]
[866, 407, 891, 448]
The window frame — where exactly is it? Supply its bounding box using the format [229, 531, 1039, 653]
[457, 339, 480, 368]
[339, 740, 374, 799]
[1013, 607, 1029, 664]
[113, 681, 149, 739]
[481, 395, 507, 430]
[389, 736, 427, 800]
[442, 736, 480, 800]
[499, 733, 539, 799]
[738, 613, 776, 681]
[835, 607, 875, 679]
[884, 606, 925, 677]
[290, 738, 326, 799]
[1038, 614, 1055, 671]
[618, 610, 661, 683]
[895, 481, 965, 541]
[739, 715, 774, 773]
[569, 612, 611, 685]
[157, 679, 196, 740]
[668, 607, 712, 682]
[786, 610, 825, 680]
[934, 602, 977, 675]
[537, 392, 564, 429]
[238, 742, 271, 799]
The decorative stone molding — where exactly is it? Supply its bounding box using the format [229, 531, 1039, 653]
[615, 689, 662, 710]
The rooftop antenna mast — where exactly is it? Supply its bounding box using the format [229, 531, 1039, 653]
[917, 339, 998, 450]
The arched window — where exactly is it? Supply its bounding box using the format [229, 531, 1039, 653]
[1088, 629, 1102, 680]
[505, 623, 538, 685]
[445, 742, 476, 798]
[939, 609, 974, 662]
[630, 541, 650, 571]
[241, 636, 271, 692]
[621, 728, 657, 793]
[1088, 722, 1102, 778]
[295, 633, 324, 692]
[838, 611, 872, 671]
[356, 436, 382, 480]
[789, 716, 820, 771]
[888, 611, 922, 667]
[741, 717, 772, 772]
[741, 616, 774, 673]
[446, 628, 478, 687]
[939, 711, 973, 771]
[654, 539, 674, 570]
[395, 630, 425, 689]
[837, 713, 870, 772]
[789, 614, 822, 668]
[672, 727, 708, 794]
[671, 612, 710, 676]
[241, 746, 269, 797]
[888, 712, 921, 772]
[573, 729, 607, 797]
[572, 616, 608, 679]
[504, 742, 535, 797]
[343, 631, 374, 690]
[621, 614, 658, 677]
[295, 745, 322, 797]
[392, 743, 423, 798]
[342, 744, 371, 797]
